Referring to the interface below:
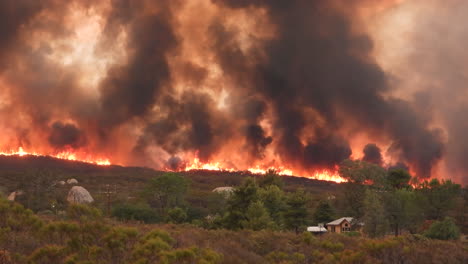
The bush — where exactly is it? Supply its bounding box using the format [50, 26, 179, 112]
[424, 217, 461, 240]
[343, 231, 361, 237]
[166, 207, 188, 224]
[67, 204, 102, 222]
[112, 203, 160, 223]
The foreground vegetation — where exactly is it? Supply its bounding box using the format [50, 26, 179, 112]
[0, 156, 467, 263]
[0, 199, 466, 264]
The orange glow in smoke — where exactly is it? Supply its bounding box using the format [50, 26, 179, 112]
[0, 147, 111, 166]
[182, 158, 346, 183]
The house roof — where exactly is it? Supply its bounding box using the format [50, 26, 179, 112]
[327, 217, 354, 226]
[307, 226, 327, 232]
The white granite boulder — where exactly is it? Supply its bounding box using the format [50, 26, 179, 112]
[67, 186, 94, 204]
[212, 187, 234, 197]
[67, 179, 78, 185]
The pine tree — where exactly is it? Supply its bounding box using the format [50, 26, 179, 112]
[313, 200, 335, 225]
[363, 189, 389, 237]
[241, 201, 275, 230]
[283, 189, 308, 234]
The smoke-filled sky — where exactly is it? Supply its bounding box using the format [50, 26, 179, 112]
[0, 0, 466, 183]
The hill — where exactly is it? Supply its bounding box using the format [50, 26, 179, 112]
[0, 154, 340, 195]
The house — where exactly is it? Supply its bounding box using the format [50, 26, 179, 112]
[326, 217, 354, 234]
[307, 223, 327, 235]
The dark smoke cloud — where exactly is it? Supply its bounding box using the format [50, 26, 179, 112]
[0, 1, 44, 68]
[245, 124, 272, 159]
[211, 0, 444, 177]
[304, 136, 352, 169]
[48, 122, 86, 149]
[134, 91, 231, 163]
[98, 0, 178, 128]
[363, 143, 383, 166]
[378, 0, 468, 183]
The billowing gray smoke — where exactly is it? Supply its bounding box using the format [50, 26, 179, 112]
[0, 0, 464, 183]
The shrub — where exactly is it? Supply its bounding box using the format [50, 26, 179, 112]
[424, 217, 461, 240]
[112, 203, 160, 223]
[343, 231, 361, 237]
[66, 204, 102, 222]
[166, 207, 187, 224]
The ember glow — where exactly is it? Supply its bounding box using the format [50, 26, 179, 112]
[179, 158, 346, 183]
[0, 147, 111, 166]
[0, 0, 467, 184]
[179, 158, 345, 183]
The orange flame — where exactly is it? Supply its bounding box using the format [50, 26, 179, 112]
[0, 147, 111, 166]
[182, 158, 346, 183]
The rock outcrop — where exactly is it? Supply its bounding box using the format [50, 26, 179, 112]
[67, 179, 78, 185]
[7, 190, 24, 201]
[212, 187, 234, 197]
[67, 186, 94, 204]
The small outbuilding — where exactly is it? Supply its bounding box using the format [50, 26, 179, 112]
[326, 217, 354, 234]
[307, 224, 327, 235]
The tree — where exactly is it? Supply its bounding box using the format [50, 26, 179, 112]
[384, 189, 423, 236]
[15, 169, 62, 212]
[241, 201, 275, 230]
[338, 160, 387, 218]
[424, 217, 461, 240]
[313, 200, 335, 225]
[143, 173, 189, 214]
[111, 203, 160, 223]
[363, 190, 389, 238]
[258, 185, 286, 225]
[283, 189, 308, 234]
[223, 177, 259, 229]
[341, 183, 367, 218]
[259, 169, 284, 189]
[339, 160, 387, 186]
[166, 207, 187, 224]
[418, 179, 461, 220]
[386, 169, 411, 189]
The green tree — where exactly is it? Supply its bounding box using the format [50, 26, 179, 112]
[424, 217, 460, 240]
[223, 177, 258, 229]
[258, 185, 286, 225]
[340, 183, 367, 218]
[384, 189, 424, 236]
[15, 169, 61, 212]
[339, 160, 387, 186]
[363, 190, 388, 238]
[112, 203, 160, 223]
[313, 200, 335, 225]
[241, 201, 275, 230]
[259, 169, 284, 189]
[166, 207, 187, 224]
[386, 169, 411, 189]
[143, 173, 189, 214]
[338, 160, 387, 218]
[283, 189, 308, 234]
[418, 179, 461, 220]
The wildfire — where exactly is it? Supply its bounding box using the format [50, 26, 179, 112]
[0, 147, 111, 166]
[182, 158, 346, 183]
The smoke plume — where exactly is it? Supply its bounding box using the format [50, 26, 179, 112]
[0, 0, 465, 183]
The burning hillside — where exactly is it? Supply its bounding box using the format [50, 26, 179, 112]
[0, 0, 466, 184]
